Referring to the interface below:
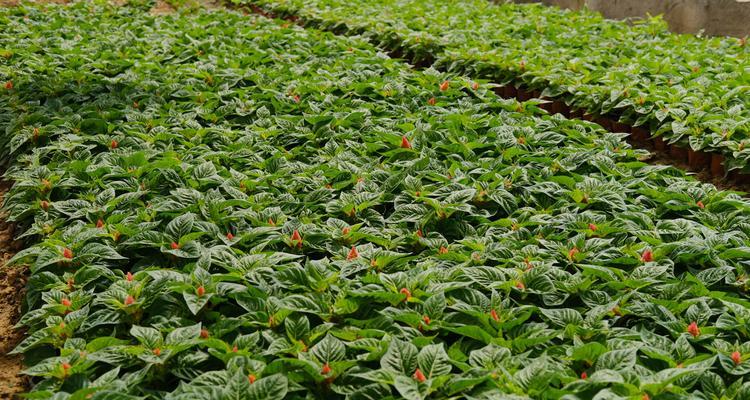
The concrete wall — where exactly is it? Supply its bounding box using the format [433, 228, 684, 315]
[511, 0, 750, 37]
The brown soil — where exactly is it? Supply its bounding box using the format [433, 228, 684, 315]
[150, 0, 222, 14]
[0, 181, 28, 399]
[149, 0, 175, 15]
[643, 149, 750, 193]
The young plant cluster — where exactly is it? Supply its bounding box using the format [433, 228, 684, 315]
[3, 3, 750, 399]
[244, 0, 750, 171]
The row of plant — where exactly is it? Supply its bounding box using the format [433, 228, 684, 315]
[4, 2, 750, 398]
[241, 0, 750, 172]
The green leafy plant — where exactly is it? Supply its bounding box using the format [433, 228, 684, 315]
[2, 3, 750, 399]
[242, 0, 750, 171]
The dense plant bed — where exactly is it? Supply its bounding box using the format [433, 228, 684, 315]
[4, 2, 750, 399]
[241, 0, 750, 174]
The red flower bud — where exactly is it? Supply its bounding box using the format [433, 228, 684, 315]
[342, 226, 351, 235]
[110, 140, 118, 149]
[124, 295, 135, 305]
[226, 232, 234, 240]
[232, 345, 238, 353]
[588, 223, 597, 231]
[321, 363, 332, 375]
[580, 371, 587, 379]
[427, 97, 436, 106]
[248, 373, 256, 383]
[567, 247, 579, 261]
[687, 321, 700, 337]
[400, 287, 412, 300]
[346, 246, 359, 260]
[401, 136, 412, 149]
[291, 229, 302, 241]
[63, 248, 73, 259]
[196, 286, 205, 297]
[268, 218, 275, 226]
[732, 351, 742, 365]
[125, 272, 134, 282]
[4, 81, 13, 90]
[153, 348, 161, 356]
[641, 249, 653, 263]
[697, 201, 705, 209]
[439, 80, 449, 92]
[416, 229, 423, 238]
[170, 242, 180, 250]
[96, 219, 105, 228]
[438, 246, 449, 254]
[62, 362, 71, 370]
[200, 329, 209, 339]
[471, 82, 479, 90]
[515, 281, 525, 290]
[413, 368, 426, 382]
[40, 200, 49, 210]
[61, 298, 72, 307]
[422, 315, 430, 325]
[490, 309, 499, 322]
[292, 94, 300, 103]
[291, 229, 303, 248]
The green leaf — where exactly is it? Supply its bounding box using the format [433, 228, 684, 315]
[130, 326, 162, 349]
[167, 213, 195, 241]
[381, 339, 418, 375]
[393, 375, 424, 400]
[310, 334, 346, 363]
[166, 323, 201, 345]
[245, 374, 288, 400]
[596, 348, 638, 371]
[417, 344, 452, 379]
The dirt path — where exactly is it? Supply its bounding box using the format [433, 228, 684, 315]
[0, 181, 28, 399]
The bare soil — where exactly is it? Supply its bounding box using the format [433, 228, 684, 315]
[0, 180, 28, 399]
[644, 151, 750, 193]
[151, 0, 222, 14]
[149, 0, 175, 14]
